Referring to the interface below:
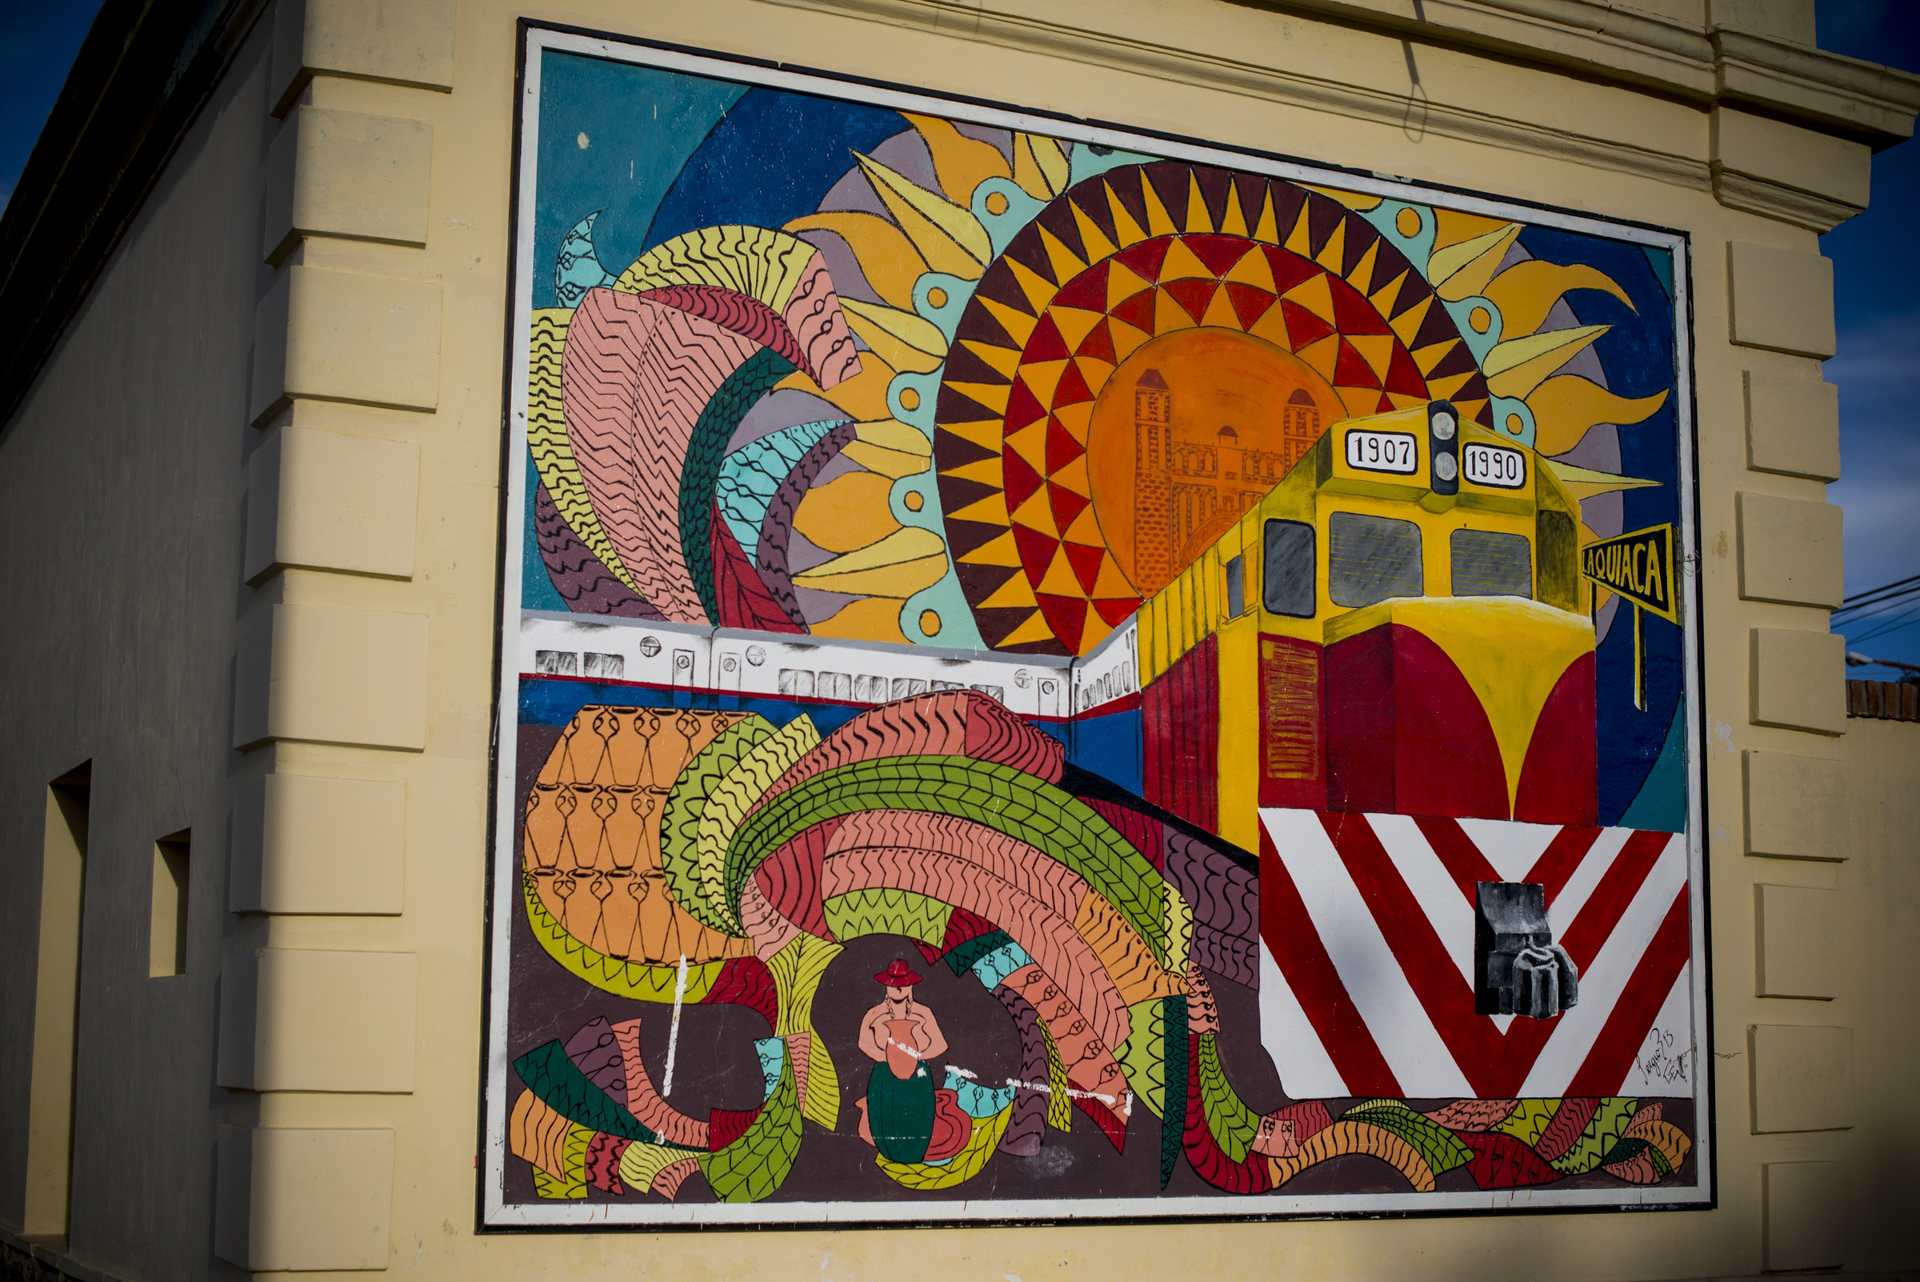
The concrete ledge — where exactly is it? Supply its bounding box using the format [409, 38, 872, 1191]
[0, 1225, 135, 1282]
[1744, 370, 1840, 481]
[1749, 1024, 1855, 1133]
[264, 105, 433, 262]
[1744, 749, 1848, 861]
[1711, 106, 1869, 232]
[245, 425, 420, 583]
[1736, 491, 1843, 608]
[232, 603, 429, 751]
[1749, 627, 1846, 735]
[216, 1126, 395, 1271]
[271, 0, 456, 116]
[230, 773, 407, 914]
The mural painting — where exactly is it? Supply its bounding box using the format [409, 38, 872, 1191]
[487, 28, 1705, 1225]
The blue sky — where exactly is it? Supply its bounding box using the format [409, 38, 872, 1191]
[1, 1, 1913, 663]
[1816, 1, 1920, 670]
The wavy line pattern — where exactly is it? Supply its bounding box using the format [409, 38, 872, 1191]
[563, 287, 761, 623]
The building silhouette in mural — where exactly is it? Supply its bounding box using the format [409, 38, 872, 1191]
[1132, 370, 1318, 592]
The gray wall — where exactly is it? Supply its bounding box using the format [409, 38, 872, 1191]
[0, 17, 274, 1282]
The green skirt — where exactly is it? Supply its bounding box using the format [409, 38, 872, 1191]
[867, 1060, 935, 1163]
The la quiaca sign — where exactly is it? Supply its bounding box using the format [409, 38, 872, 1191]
[1581, 523, 1679, 622]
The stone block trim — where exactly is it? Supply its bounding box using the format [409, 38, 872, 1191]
[250, 264, 442, 423]
[233, 603, 429, 750]
[1744, 370, 1841, 480]
[1754, 883, 1840, 999]
[264, 105, 434, 262]
[1743, 749, 1848, 861]
[1736, 491, 1843, 608]
[1763, 1160, 1847, 1272]
[216, 948, 417, 1093]
[1750, 627, 1846, 735]
[271, 0, 456, 115]
[230, 773, 407, 914]
[1749, 1024, 1855, 1133]
[245, 425, 421, 583]
[1727, 240, 1836, 358]
[216, 1126, 395, 1271]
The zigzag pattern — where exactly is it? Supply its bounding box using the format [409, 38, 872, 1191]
[615, 225, 820, 312]
[563, 287, 760, 624]
[1001, 961, 1130, 1098]
[829, 811, 1090, 922]
[1162, 829, 1260, 986]
[726, 756, 1167, 966]
[716, 419, 846, 566]
[533, 479, 661, 617]
[820, 843, 1126, 1051]
[822, 886, 953, 945]
[695, 717, 820, 935]
[753, 422, 858, 626]
[660, 716, 777, 934]
[990, 982, 1050, 1156]
[681, 347, 796, 622]
[528, 308, 645, 602]
[609, 1018, 710, 1150]
[639, 283, 811, 376]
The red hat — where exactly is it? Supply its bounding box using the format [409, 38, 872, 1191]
[874, 959, 922, 987]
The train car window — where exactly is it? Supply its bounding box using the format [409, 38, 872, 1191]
[1450, 528, 1534, 598]
[1535, 510, 1580, 610]
[1263, 520, 1315, 617]
[1225, 555, 1246, 617]
[1327, 512, 1422, 607]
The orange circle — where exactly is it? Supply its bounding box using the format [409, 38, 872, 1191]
[898, 386, 921, 411]
[926, 287, 949, 309]
[919, 609, 941, 636]
[903, 490, 925, 511]
[1505, 413, 1525, 435]
[1086, 329, 1342, 597]
[1395, 207, 1422, 238]
[1469, 306, 1492, 334]
[985, 191, 1010, 216]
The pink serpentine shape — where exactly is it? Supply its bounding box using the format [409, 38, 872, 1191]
[564, 288, 757, 623]
[559, 249, 859, 625]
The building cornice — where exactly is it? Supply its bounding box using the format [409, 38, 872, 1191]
[0, 0, 271, 436]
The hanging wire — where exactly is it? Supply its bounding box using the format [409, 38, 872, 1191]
[1835, 572, 1920, 618]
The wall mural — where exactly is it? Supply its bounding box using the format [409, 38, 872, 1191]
[486, 28, 1706, 1226]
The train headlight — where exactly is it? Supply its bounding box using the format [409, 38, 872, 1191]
[1427, 399, 1460, 496]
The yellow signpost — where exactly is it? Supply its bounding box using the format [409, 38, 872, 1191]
[1581, 523, 1679, 710]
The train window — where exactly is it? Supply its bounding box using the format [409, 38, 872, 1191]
[1535, 510, 1580, 610]
[1327, 512, 1422, 607]
[1225, 555, 1245, 617]
[1450, 528, 1534, 598]
[1263, 520, 1315, 617]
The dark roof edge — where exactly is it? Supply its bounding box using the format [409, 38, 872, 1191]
[0, 0, 272, 439]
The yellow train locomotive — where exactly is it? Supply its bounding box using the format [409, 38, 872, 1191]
[1134, 400, 1597, 853]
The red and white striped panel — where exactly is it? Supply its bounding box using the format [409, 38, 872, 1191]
[1257, 809, 1693, 1100]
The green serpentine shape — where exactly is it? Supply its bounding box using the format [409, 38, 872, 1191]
[683, 347, 795, 623]
[722, 755, 1168, 963]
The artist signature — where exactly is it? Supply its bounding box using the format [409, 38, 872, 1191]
[1637, 1026, 1691, 1086]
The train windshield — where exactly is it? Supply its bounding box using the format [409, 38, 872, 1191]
[1263, 520, 1315, 617]
[1450, 528, 1534, 599]
[1328, 512, 1423, 607]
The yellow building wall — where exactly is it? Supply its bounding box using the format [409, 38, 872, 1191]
[4, 0, 1917, 1276]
